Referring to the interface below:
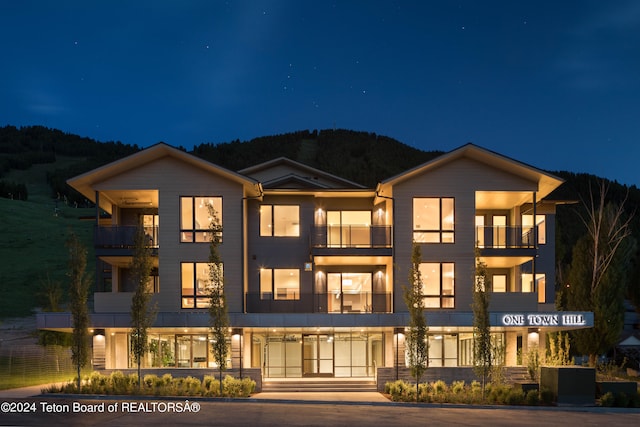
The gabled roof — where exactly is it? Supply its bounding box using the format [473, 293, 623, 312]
[239, 157, 367, 189]
[68, 142, 261, 204]
[379, 143, 564, 199]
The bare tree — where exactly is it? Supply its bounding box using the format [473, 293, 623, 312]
[581, 181, 634, 296]
[566, 181, 636, 365]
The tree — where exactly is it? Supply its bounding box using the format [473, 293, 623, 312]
[129, 223, 156, 389]
[207, 204, 229, 395]
[67, 231, 91, 392]
[565, 182, 636, 365]
[403, 242, 428, 401]
[473, 249, 492, 394]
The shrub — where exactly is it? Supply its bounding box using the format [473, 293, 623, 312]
[539, 387, 555, 405]
[615, 392, 630, 408]
[600, 392, 615, 407]
[432, 380, 447, 394]
[505, 388, 525, 405]
[525, 389, 539, 406]
[451, 380, 465, 394]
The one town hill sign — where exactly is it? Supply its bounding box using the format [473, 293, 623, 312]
[499, 313, 587, 327]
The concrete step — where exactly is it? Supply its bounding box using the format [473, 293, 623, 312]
[262, 379, 377, 393]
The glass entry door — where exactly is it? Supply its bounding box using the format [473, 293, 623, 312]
[303, 334, 334, 376]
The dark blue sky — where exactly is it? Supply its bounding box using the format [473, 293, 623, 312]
[2, 1, 639, 186]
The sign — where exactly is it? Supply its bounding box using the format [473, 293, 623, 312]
[499, 313, 587, 327]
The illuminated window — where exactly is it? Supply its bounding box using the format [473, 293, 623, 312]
[492, 274, 507, 292]
[180, 197, 222, 243]
[419, 262, 455, 308]
[181, 262, 223, 308]
[522, 214, 546, 245]
[413, 198, 454, 243]
[327, 211, 371, 247]
[522, 273, 546, 303]
[260, 268, 300, 300]
[260, 205, 300, 237]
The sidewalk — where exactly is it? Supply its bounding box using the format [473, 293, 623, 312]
[0, 384, 390, 403]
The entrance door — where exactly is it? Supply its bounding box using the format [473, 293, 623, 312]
[303, 334, 334, 376]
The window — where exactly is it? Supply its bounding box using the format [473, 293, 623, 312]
[260, 268, 300, 300]
[260, 205, 300, 237]
[181, 262, 223, 308]
[492, 274, 507, 292]
[522, 214, 546, 245]
[419, 262, 455, 308]
[145, 268, 160, 293]
[180, 197, 222, 243]
[327, 211, 371, 247]
[413, 198, 454, 243]
[327, 272, 372, 313]
[522, 273, 546, 303]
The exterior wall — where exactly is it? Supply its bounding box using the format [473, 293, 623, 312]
[246, 195, 315, 311]
[393, 157, 536, 314]
[94, 156, 246, 313]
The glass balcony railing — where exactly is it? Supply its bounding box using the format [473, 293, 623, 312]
[475, 226, 536, 249]
[95, 225, 159, 248]
[310, 225, 392, 248]
[245, 292, 392, 313]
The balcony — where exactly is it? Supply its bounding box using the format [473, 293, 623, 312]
[476, 226, 536, 249]
[95, 225, 159, 250]
[245, 292, 392, 314]
[310, 225, 392, 249]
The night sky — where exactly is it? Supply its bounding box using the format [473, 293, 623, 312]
[1, 1, 639, 186]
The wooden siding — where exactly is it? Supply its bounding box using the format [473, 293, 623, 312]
[95, 156, 246, 314]
[392, 156, 542, 314]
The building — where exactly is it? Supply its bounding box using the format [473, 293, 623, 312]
[37, 142, 592, 382]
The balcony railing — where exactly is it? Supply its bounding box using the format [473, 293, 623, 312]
[476, 226, 535, 249]
[310, 225, 392, 248]
[95, 225, 159, 248]
[245, 291, 392, 313]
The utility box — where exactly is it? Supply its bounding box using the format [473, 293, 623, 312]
[540, 366, 595, 405]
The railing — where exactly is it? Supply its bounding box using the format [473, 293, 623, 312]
[310, 225, 392, 248]
[475, 226, 535, 249]
[95, 225, 159, 248]
[245, 291, 392, 313]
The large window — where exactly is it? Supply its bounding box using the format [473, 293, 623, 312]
[413, 198, 454, 243]
[522, 214, 546, 245]
[327, 211, 371, 247]
[181, 262, 223, 308]
[180, 197, 222, 243]
[260, 205, 300, 237]
[327, 272, 372, 313]
[522, 273, 546, 303]
[260, 268, 300, 300]
[419, 262, 455, 308]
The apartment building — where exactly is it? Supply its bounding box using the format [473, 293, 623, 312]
[37, 142, 592, 379]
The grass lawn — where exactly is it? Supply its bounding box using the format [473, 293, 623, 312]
[0, 157, 94, 318]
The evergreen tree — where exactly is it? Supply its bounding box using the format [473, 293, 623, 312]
[207, 204, 229, 395]
[67, 231, 91, 392]
[129, 223, 156, 389]
[403, 242, 428, 401]
[473, 249, 492, 394]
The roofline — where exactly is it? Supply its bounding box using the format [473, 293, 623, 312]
[67, 142, 260, 203]
[381, 143, 564, 199]
[239, 157, 367, 189]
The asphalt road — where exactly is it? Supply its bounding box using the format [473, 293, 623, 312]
[1, 397, 639, 427]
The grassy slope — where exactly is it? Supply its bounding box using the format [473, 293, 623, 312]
[0, 157, 94, 318]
